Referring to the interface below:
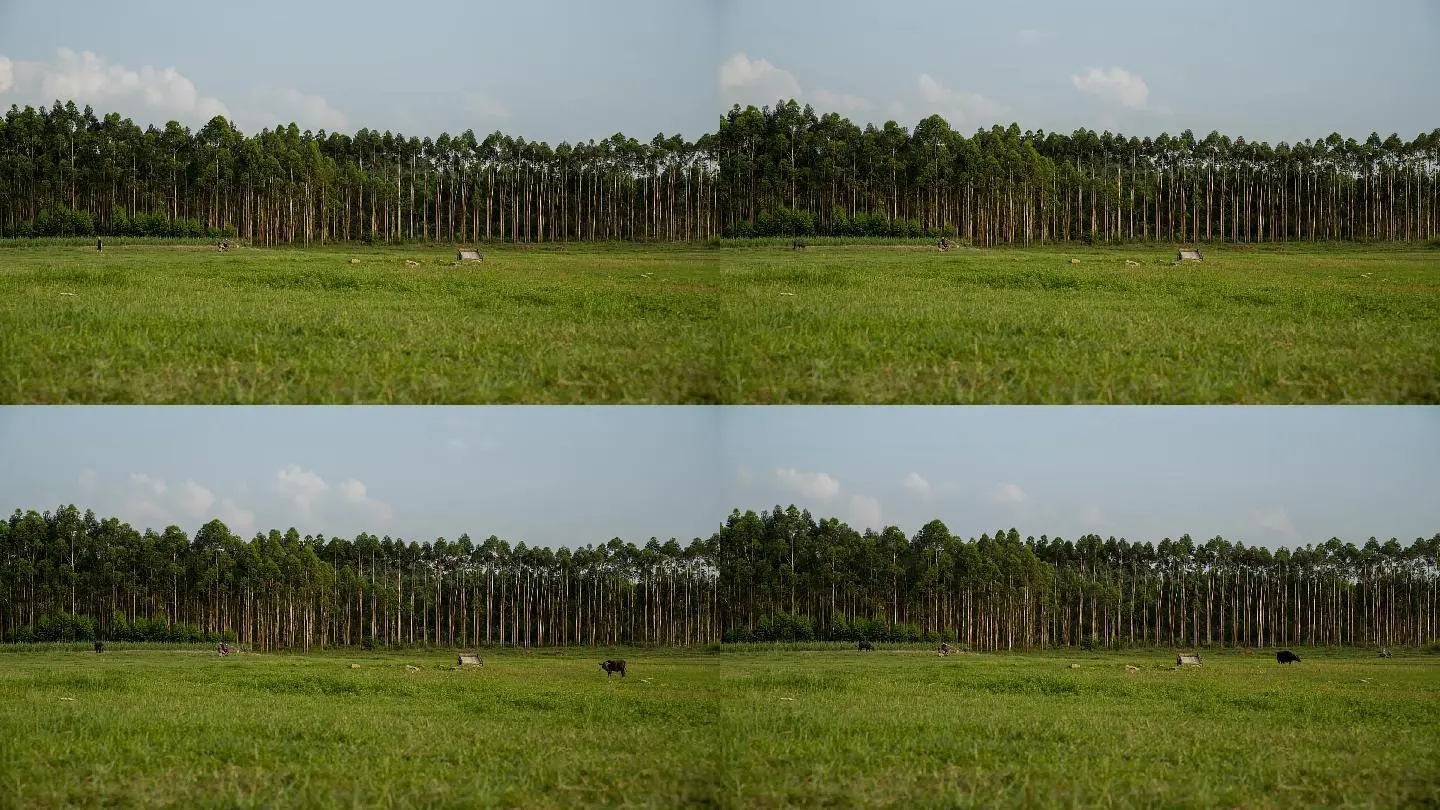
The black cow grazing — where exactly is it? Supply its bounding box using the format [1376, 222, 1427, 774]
[1276, 650, 1301, 664]
[94, 641, 104, 653]
[600, 659, 627, 677]
[858, 640, 874, 651]
[792, 239, 806, 250]
[96, 237, 103, 252]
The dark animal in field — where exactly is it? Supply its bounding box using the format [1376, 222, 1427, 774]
[1379, 647, 1392, 658]
[217, 642, 232, 656]
[94, 641, 104, 653]
[792, 239, 806, 250]
[96, 237, 103, 251]
[600, 659, 627, 677]
[938, 237, 951, 251]
[858, 640, 874, 651]
[1276, 650, 1301, 664]
[938, 642, 953, 656]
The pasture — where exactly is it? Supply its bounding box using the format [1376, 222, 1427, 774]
[1, 645, 1437, 808]
[1, 242, 1437, 403]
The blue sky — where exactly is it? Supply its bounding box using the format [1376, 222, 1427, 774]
[2, 1, 1434, 143]
[1, 407, 1435, 550]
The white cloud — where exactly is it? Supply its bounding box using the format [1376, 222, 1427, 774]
[245, 87, 349, 132]
[78, 468, 97, 491]
[1253, 507, 1300, 541]
[113, 471, 253, 532]
[1017, 29, 1053, 47]
[465, 92, 509, 120]
[337, 479, 366, 504]
[338, 478, 394, 523]
[917, 74, 1008, 127]
[775, 468, 842, 501]
[130, 473, 167, 496]
[1082, 503, 1104, 525]
[123, 473, 172, 526]
[0, 48, 354, 134]
[127, 498, 173, 527]
[1071, 66, 1150, 110]
[903, 472, 931, 496]
[277, 464, 330, 519]
[216, 498, 255, 536]
[736, 466, 755, 488]
[179, 480, 216, 518]
[719, 53, 801, 105]
[846, 494, 884, 530]
[994, 483, 1030, 505]
[0, 48, 230, 125]
[813, 88, 873, 113]
[771, 467, 884, 529]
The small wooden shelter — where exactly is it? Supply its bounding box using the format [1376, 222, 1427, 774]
[457, 653, 483, 666]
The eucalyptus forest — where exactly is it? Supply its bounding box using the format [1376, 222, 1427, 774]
[3, 99, 1439, 246]
[3, 505, 1436, 653]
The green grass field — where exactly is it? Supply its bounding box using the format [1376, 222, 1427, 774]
[2, 645, 1437, 808]
[2, 241, 1437, 403]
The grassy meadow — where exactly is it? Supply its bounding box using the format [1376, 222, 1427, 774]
[1, 645, 1437, 809]
[1, 241, 1437, 403]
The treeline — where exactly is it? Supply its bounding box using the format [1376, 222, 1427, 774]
[3, 100, 1438, 246]
[3, 505, 1437, 652]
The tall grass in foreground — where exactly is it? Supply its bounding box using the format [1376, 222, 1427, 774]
[1, 243, 1436, 403]
[0, 647, 1435, 808]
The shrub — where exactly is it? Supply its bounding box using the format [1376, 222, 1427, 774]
[108, 609, 130, 641]
[827, 616, 858, 642]
[724, 612, 817, 643]
[31, 611, 96, 641]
